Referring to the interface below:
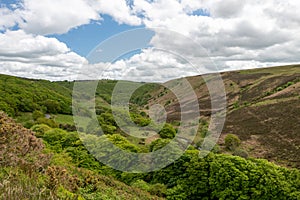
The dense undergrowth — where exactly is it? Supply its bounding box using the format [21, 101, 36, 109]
[0, 112, 162, 200]
[1, 111, 300, 199]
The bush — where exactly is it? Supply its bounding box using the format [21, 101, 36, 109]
[59, 123, 77, 132]
[0, 112, 50, 171]
[233, 148, 249, 158]
[42, 129, 79, 152]
[32, 110, 44, 120]
[36, 117, 58, 128]
[31, 124, 52, 137]
[149, 183, 167, 197]
[23, 120, 35, 129]
[131, 180, 150, 191]
[224, 134, 241, 151]
[195, 138, 220, 153]
[0, 101, 15, 116]
[150, 138, 171, 152]
[158, 123, 176, 139]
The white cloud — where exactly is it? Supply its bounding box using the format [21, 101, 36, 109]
[88, 48, 201, 82]
[0, 6, 21, 31]
[129, 0, 300, 75]
[0, 30, 87, 80]
[19, 0, 101, 35]
[201, 0, 246, 18]
[0, 0, 141, 35]
[1, 0, 300, 82]
[94, 0, 142, 26]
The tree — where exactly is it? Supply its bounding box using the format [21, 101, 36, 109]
[0, 101, 14, 116]
[233, 148, 249, 158]
[36, 117, 58, 128]
[149, 138, 171, 152]
[158, 123, 176, 139]
[31, 124, 51, 137]
[42, 99, 61, 114]
[32, 110, 44, 120]
[224, 134, 241, 151]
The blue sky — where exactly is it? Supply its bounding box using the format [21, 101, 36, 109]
[49, 15, 144, 57]
[0, 0, 299, 81]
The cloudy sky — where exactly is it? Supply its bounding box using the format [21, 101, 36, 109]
[0, 0, 300, 82]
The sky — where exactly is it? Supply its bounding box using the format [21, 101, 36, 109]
[0, 0, 300, 82]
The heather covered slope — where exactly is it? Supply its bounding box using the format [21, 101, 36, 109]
[148, 65, 300, 167]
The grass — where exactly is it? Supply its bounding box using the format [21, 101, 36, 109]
[251, 96, 299, 107]
[54, 114, 75, 125]
[239, 64, 300, 75]
[15, 112, 32, 123]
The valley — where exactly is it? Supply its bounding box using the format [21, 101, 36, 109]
[0, 65, 300, 199]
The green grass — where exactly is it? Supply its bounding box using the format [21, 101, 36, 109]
[54, 114, 75, 125]
[239, 64, 300, 75]
[54, 114, 93, 133]
[251, 96, 299, 107]
[15, 112, 32, 123]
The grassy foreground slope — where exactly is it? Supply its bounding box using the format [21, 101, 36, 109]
[0, 112, 162, 200]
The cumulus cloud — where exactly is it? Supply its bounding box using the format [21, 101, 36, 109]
[0, 7, 20, 31]
[202, 0, 246, 18]
[0, 0, 143, 35]
[80, 48, 201, 82]
[0, 30, 87, 80]
[93, 0, 142, 26]
[129, 0, 300, 75]
[18, 0, 101, 35]
[1, 0, 300, 81]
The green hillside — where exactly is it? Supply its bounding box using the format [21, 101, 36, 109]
[0, 74, 73, 116]
[1, 65, 300, 199]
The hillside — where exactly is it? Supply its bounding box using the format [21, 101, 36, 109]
[148, 65, 300, 168]
[0, 74, 156, 117]
[0, 74, 73, 116]
[1, 65, 300, 199]
[0, 112, 162, 200]
[1, 65, 299, 169]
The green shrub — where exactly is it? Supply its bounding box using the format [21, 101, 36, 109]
[158, 123, 176, 139]
[107, 134, 141, 153]
[149, 183, 167, 197]
[31, 124, 52, 137]
[224, 134, 241, 151]
[32, 110, 44, 120]
[131, 180, 150, 191]
[42, 129, 80, 152]
[36, 117, 58, 128]
[150, 138, 171, 152]
[233, 148, 249, 158]
[0, 101, 15, 116]
[276, 87, 283, 91]
[195, 138, 220, 153]
[23, 120, 35, 129]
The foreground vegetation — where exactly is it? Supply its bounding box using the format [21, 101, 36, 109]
[1, 109, 300, 199]
[0, 112, 162, 200]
